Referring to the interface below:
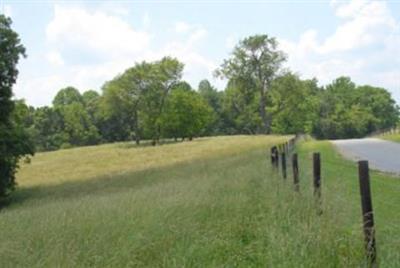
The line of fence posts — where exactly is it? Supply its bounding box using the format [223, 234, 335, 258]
[268, 136, 377, 267]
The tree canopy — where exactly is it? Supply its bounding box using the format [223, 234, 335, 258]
[216, 35, 287, 133]
[0, 15, 34, 201]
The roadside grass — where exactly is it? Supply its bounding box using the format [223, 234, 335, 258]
[377, 132, 400, 143]
[297, 140, 400, 267]
[0, 135, 397, 267]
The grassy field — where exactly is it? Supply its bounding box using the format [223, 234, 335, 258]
[0, 135, 399, 267]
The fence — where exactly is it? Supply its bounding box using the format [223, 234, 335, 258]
[269, 135, 377, 267]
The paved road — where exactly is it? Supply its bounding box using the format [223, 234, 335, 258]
[332, 138, 400, 174]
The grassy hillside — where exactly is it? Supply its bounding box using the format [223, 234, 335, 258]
[0, 135, 399, 267]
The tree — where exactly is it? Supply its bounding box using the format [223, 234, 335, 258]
[313, 77, 399, 139]
[61, 102, 100, 147]
[53, 87, 83, 107]
[161, 87, 213, 140]
[355, 85, 399, 131]
[221, 79, 261, 134]
[99, 76, 138, 143]
[99, 58, 184, 145]
[82, 90, 101, 131]
[99, 62, 153, 144]
[216, 35, 286, 133]
[140, 57, 184, 145]
[49, 87, 101, 148]
[12, 100, 35, 129]
[198, 80, 220, 112]
[198, 79, 226, 135]
[32, 107, 66, 151]
[0, 15, 35, 201]
[268, 73, 320, 134]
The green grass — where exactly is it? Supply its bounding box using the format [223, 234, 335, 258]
[377, 131, 400, 143]
[297, 140, 400, 267]
[0, 135, 399, 267]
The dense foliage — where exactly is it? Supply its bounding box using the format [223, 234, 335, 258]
[0, 15, 34, 200]
[10, 34, 399, 153]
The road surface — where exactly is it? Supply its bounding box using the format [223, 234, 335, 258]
[332, 138, 400, 174]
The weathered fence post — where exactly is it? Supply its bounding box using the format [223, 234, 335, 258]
[281, 152, 287, 179]
[270, 146, 276, 166]
[274, 148, 279, 169]
[358, 160, 377, 267]
[313, 152, 322, 214]
[292, 153, 299, 191]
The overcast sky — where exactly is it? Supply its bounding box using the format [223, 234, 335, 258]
[1, 0, 400, 107]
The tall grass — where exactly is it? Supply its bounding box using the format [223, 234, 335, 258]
[297, 140, 400, 267]
[0, 136, 398, 267]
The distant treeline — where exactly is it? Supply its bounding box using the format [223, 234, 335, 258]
[12, 35, 400, 152]
[14, 72, 399, 152]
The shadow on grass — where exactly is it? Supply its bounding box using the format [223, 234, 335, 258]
[6, 147, 230, 209]
[8, 164, 185, 208]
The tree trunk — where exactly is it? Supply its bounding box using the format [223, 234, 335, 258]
[189, 136, 193, 141]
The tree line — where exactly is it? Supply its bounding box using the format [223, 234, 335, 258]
[15, 72, 399, 152]
[1, 15, 399, 200]
[14, 36, 399, 151]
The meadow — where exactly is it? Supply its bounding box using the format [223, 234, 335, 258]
[0, 135, 399, 267]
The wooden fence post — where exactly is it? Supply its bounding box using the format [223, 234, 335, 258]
[313, 152, 322, 214]
[292, 153, 299, 191]
[358, 160, 377, 267]
[270, 146, 276, 166]
[281, 152, 287, 179]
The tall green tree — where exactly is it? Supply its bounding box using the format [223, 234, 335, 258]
[99, 62, 153, 144]
[140, 57, 184, 144]
[198, 79, 226, 135]
[268, 73, 320, 134]
[0, 15, 35, 201]
[51, 87, 101, 148]
[355, 85, 399, 131]
[162, 85, 213, 140]
[32, 107, 65, 151]
[216, 35, 286, 133]
[61, 102, 100, 147]
[53, 87, 83, 107]
[222, 78, 261, 134]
